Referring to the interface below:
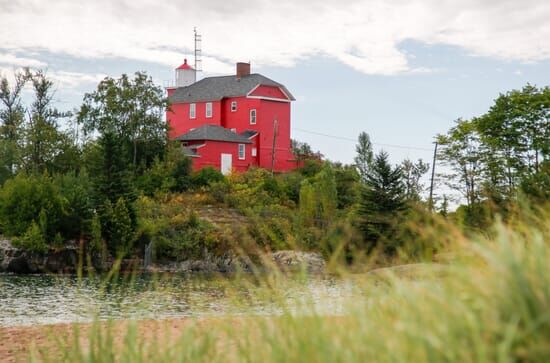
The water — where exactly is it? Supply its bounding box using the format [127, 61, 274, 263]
[0, 273, 354, 327]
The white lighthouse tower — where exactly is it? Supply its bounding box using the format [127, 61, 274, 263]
[175, 58, 195, 87]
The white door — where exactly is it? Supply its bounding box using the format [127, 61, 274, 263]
[221, 153, 232, 175]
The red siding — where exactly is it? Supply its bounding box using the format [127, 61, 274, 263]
[168, 100, 222, 138]
[249, 85, 289, 100]
[221, 96, 261, 131]
[167, 84, 298, 173]
[255, 99, 295, 171]
[189, 140, 258, 173]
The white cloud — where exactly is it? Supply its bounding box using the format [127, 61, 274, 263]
[48, 71, 108, 88]
[0, 53, 47, 68]
[0, 0, 549, 75]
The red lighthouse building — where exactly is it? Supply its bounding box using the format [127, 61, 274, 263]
[166, 61, 297, 174]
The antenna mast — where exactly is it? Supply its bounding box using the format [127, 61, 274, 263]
[194, 27, 202, 82]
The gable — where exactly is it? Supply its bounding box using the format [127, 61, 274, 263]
[247, 85, 290, 101]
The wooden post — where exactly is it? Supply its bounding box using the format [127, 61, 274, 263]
[271, 118, 278, 175]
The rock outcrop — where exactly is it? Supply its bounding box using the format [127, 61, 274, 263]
[270, 250, 326, 273]
[0, 239, 79, 274]
[149, 250, 326, 274]
[1, 238, 326, 275]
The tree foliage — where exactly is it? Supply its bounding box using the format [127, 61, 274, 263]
[77, 72, 168, 171]
[401, 158, 429, 202]
[438, 85, 549, 208]
[0, 173, 65, 240]
[357, 151, 407, 253]
[299, 163, 338, 229]
[354, 131, 374, 182]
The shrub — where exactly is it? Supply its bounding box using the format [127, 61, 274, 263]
[144, 212, 220, 261]
[171, 156, 193, 192]
[13, 220, 48, 253]
[136, 157, 174, 196]
[209, 181, 231, 203]
[0, 173, 66, 241]
[99, 198, 135, 256]
[192, 167, 225, 188]
[278, 172, 304, 204]
[299, 164, 337, 229]
[298, 159, 323, 177]
[54, 171, 94, 238]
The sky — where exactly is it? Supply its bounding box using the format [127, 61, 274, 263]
[1, 0, 550, 188]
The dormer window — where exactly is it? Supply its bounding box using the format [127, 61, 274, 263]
[231, 101, 237, 112]
[250, 109, 257, 124]
[189, 103, 196, 119]
[206, 102, 213, 118]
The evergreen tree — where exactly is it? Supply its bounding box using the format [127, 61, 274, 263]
[93, 132, 135, 204]
[99, 198, 134, 256]
[355, 131, 374, 182]
[0, 69, 29, 182]
[23, 70, 73, 173]
[358, 151, 406, 254]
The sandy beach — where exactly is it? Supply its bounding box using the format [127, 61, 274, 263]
[0, 318, 214, 363]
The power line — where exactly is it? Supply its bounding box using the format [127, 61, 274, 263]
[292, 127, 433, 152]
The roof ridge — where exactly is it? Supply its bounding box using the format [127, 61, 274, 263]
[170, 73, 295, 103]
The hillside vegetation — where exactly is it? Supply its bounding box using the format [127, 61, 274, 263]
[0, 69, 548, 270]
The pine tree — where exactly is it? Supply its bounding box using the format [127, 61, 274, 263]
[354, 131, 374, 182]
[358, 151, 406, 253]
[100, 197, 134, 256]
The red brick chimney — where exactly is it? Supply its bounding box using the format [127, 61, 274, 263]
[236, 62, 251, 78]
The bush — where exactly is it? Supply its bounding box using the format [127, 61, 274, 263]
[299, 164, 337, 229]
[171, 156, 193, 192]
[209, 181, 231, 203]
[278, 172, 304, 204]
[54, 171, 94, 238]
[191, 167, 225, 188]
[142, 212, 221, 261]
[136, 157, 175, 196]
[0, 173, 66, 241]
[99, 198, 135, 256]
[13, 220, 48, 253]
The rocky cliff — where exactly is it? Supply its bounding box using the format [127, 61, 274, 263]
[0, 239, 79, 274]
[0, 238, 325, 275]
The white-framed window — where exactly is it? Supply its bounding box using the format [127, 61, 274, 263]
[250, 109, 257, 124]
[251, 147, 257, 157]
[238, 144, 245, 160]
[231, 101, 237, 112]
[206, 102, 213, 118]
[189, 103, 196, 119]
[231, 128, 237, 133]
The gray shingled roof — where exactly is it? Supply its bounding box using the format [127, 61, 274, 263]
[169, 73, 295, 103]
[240, 130, 259, 139]
[181, 146, 200, 157]
[175, 125, 253, 143]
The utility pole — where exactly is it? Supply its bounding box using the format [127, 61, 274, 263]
[428, 141, 438, 211]
[271, 118, 278, 175]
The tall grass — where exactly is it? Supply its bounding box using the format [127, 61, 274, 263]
[30, 206, 550, 362]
